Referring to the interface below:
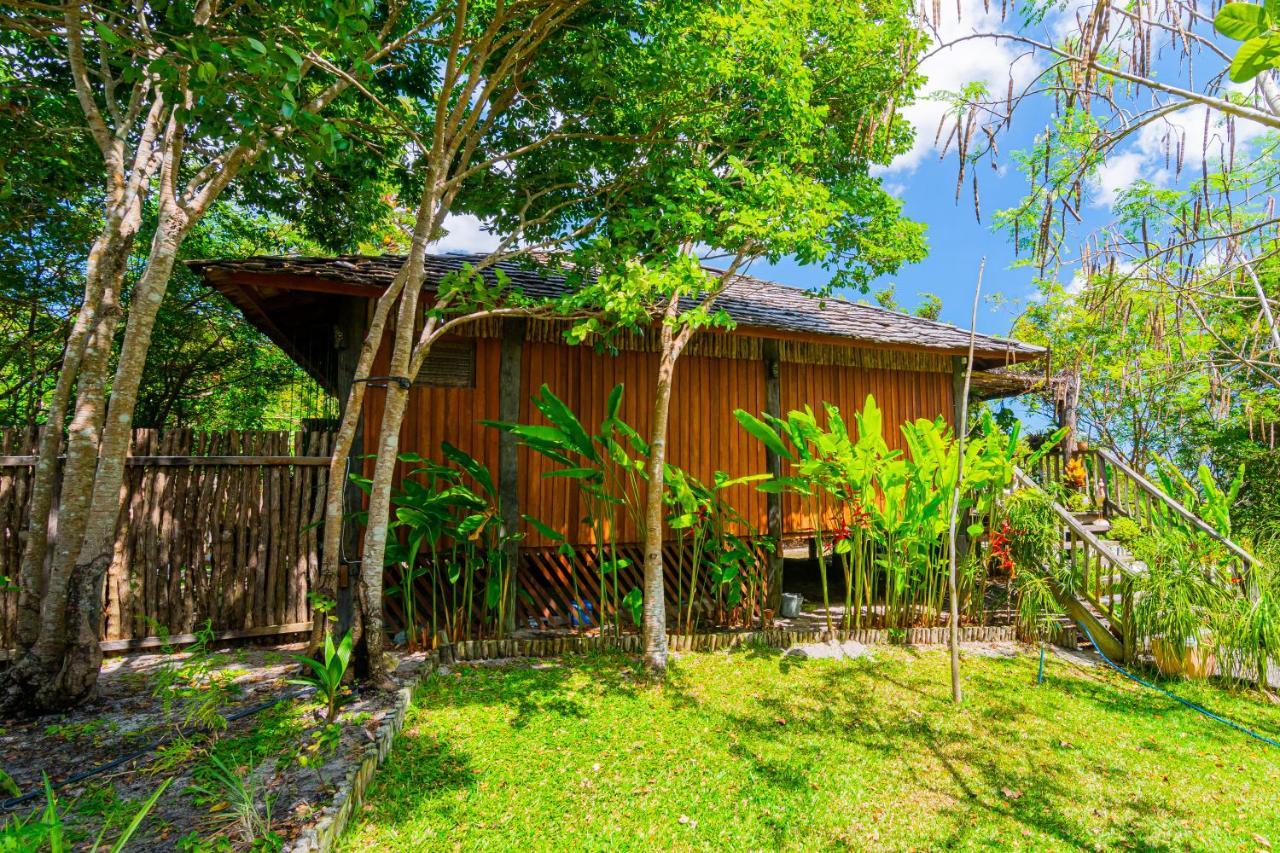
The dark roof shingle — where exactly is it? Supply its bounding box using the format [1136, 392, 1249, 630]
[189, 252, 1043, 362]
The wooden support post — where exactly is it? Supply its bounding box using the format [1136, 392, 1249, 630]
[499, 318, 526, 634]
[1057, 368, 1080, 464]
[763, 339, 783, 611]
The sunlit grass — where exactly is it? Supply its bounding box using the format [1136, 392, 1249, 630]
[342, 645, 1280, 851]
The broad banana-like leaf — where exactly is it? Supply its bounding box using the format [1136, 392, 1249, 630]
[734, 409, 792, 460]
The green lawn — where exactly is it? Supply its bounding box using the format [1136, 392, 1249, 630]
[341, 645, 1280, 851]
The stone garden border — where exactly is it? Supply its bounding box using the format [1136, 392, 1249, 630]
[286, 624, 1017, 851]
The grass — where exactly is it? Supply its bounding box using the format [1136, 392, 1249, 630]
[341, 645, 1280, 851]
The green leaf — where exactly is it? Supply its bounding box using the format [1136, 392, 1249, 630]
[94, 21, 120, 45]
[523, 515, 564, 541]
[622, 587, 643, 625]
[1215, 3, 1270, 40]
[533, 385, 598, 461]
[1228, 34, 1280, 82]
[604, 383, 624, 422]
[542, 467, 601, 480]
[733, 410, 792, 460]
[966, 523, 985, 537]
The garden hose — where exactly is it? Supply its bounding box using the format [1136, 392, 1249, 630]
[0, 686, 314, 813]
[1072, 622, 1280, 751]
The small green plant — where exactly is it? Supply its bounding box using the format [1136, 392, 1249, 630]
[188, 755, 277, 847]
[0, 774, 170, 852]
[290, 631, 353, 721]
[1106, 516, 1143, 545]
[149, 620, 240, 733]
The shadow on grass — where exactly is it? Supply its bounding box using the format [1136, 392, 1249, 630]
[354, 645, 1270, 849]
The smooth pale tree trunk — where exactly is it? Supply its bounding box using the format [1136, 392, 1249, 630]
[641, 298, 690, 673]
[310, 272, 408, 654]
[310, 193, 439, 672]
[13, 217, 136, 648]
[358, 381, 412, 686]
[641, 352, 678, 670]
[50, 223, 188, 705]
[0, 231, 135, 713]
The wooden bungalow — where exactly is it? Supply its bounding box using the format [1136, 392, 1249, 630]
[192, 253, 1045, 626]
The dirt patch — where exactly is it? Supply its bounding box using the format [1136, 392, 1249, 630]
[0, 644, 428, 851]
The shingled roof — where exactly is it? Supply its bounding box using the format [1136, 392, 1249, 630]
[192, 252, 1043, 366]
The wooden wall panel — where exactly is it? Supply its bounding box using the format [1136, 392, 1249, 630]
[778, 362, 954, 532]
[363, 334, 951, 548]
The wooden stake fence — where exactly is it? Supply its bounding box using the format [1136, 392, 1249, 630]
[0, 427, 333, 650]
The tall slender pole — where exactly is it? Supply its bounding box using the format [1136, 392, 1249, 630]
[947, 258, 985, 705]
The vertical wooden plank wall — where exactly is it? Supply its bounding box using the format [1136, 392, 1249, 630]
[370, 331, 954, 546]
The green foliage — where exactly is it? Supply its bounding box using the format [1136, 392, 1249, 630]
[150, 621, 240, 733]
[1129, 526, 1230, 653]
[1214, 2, 1280, 82]
[188, 755, 277, 848]
[1214, 557, 1280, 690]
[491, 384, 648, 637]
[561, 0, 928, 349]
[361, 442, 524, 648]
[1001, 488, 1071, 645]
[734, 395, 1049, 630]
[665, 466, 771, 632]
[0, 775, 170, 853]
[1106, 516, 1143, 545]
[290, 631, 353, 722]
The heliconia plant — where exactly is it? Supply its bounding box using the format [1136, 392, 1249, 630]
[735, 394, 1066, 631]
[488, 384, 647, 640]
[664, 465, 771, 632]
[351, 441, 526, 649]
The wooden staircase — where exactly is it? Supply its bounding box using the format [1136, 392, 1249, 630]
[1013, 447, 1259, 664]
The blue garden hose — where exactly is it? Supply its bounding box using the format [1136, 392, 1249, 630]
[1072, 621, 1280, 751]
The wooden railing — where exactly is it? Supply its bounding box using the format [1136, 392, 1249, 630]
[1013, 467, 1134, 661]
[1092, 447, 1259, 577]
[1028, 446, 1259, 581]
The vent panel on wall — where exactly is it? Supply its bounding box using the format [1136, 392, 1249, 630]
[416, 340, 476, 388]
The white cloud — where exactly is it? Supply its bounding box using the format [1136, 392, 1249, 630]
[884, 0, 1045, 173]
[1091, 151, 1160, 208]
[433, 213, 501, 253]
[1090, 104, 1269, 207]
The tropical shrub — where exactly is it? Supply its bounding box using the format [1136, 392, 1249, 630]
[1106, 516, 1143, 545]
[664, 466, 771, 632]
[735, 395, 1063, 630]
[490, 384, 648, 638]
[1000, 488, 1072, 646]
[353, 442, 524, 647]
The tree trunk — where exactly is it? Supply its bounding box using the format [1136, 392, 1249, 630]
[50, 228, 187, 708]
[311, 189, 439, 657]
[357, 381, 411, 687]
[641, 306, 684, 673]
[2, 224, 186, 713]
[13, 220, 134, 648]
[310, 274, 406, 653]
